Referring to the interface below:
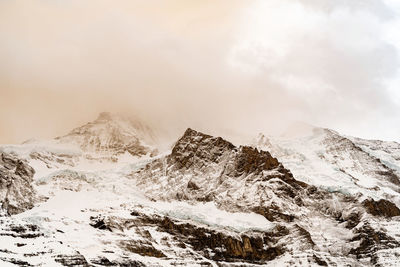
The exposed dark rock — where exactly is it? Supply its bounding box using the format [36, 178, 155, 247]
[119, 240, 166, 258]
[54, 253, 89, 266]
[130, 210, 140, 216]
[187, 180, 200, 190]
[140, 215, 285, 263]
[0, 257, 32, 266]
[313, 254, 328, 266]
[0, 221, 43, 239]
[362, 198, 400, 217]
[90, 257, 146, 267]
[90, 257, 114, 266]
[349, 224, 400, 261]
[170, 128, 235, 169]
[89, 216, 113, 231]
[232, 146, 279, 176]
[343, 212, 361, 229]
[117, 260, 146, 267]
[0, 153, 36, 215]
[252, 206, 295, 222]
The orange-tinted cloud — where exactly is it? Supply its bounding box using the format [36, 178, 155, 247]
[0, 0, 399, 143]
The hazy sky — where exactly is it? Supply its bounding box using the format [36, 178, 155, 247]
[1, 0, 400, 143]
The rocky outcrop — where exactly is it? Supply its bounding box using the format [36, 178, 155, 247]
[136, 128, 308, 206]
[170, 128, 235, 169]
[154, 216, 284, 263]
[349, 224, 400, 264]
[54, 253, 89, 266]
[233, 146, 279, 176]
[362, 198, 400, 218]
[90, 257, 145, 266]
[119, 240, 166, 258]
[170, 129, 281, 176]
[0, 153, 35, 215]
[91, 212, 286, 264]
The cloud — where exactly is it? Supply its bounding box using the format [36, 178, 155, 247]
[0, 0, 399, 143]
[230, 0, 400, 139]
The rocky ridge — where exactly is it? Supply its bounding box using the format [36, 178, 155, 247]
[131, 128, 400, 265]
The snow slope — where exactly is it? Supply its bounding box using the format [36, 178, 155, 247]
[254, 126, 400, 207]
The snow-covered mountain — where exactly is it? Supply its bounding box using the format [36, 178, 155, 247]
[254, 125, 400, 207]
[0, 113, 159, 177]
[55, 112, 158, 158]
[0, 118, 399, 266]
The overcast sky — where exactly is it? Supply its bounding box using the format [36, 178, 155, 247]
[0, 0, 400, 143]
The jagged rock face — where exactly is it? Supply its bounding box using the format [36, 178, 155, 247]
[56, 112, 158, 157]
[233, 146, 280, 176]
[170, 128, 235, 169]
[0, 153, 35, 214]
[362, 198, 400, 218]
[136, 128, 307, 211]
[170, 129, 280, 176]
[87, 211, 289, 264]
[132, 129, 400, 266]
[130, 214, 285, 263]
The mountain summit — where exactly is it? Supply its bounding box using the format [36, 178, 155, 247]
[55, 112, 158, 157]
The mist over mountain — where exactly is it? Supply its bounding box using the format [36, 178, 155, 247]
[1, 0, 400, 144]
[1, 1, 400, 266]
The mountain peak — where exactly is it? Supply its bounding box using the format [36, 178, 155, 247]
[170, 128, 235, 169]
[55, 112, 158, 157]
[96, 112, 114, 121]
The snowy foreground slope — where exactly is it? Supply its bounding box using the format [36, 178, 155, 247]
[0, 115, 400, 266]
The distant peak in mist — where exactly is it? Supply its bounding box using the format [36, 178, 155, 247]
[96, 112, 114, 121]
